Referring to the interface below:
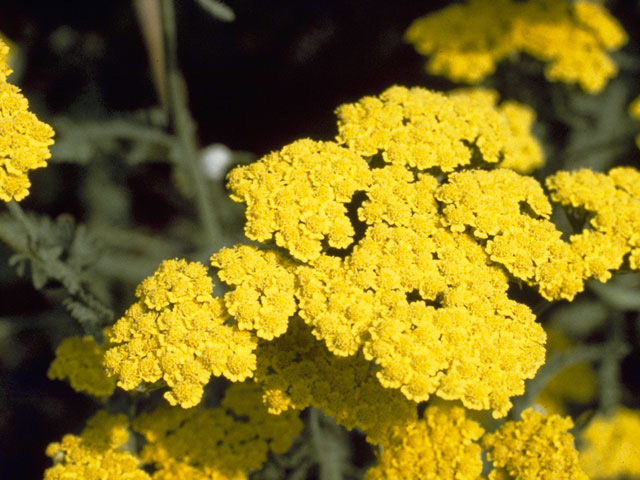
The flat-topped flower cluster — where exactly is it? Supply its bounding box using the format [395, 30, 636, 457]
[46, 85, 640, 478]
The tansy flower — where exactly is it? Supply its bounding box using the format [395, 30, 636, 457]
[483, 408, 589, 479]
[132, 383, 303, 479]
[44, 411, 150, 480]
[630, 94, 640, 148]
[1, 37, 54, 202]
[226, 85, 640, 419]
[405, 0, 627, 93]
[104, 259, 257, 408]
[47, 331, 116, 397]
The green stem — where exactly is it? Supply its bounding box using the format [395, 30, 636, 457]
[160, 0, 224, 249]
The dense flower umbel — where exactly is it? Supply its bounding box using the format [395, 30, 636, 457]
[580, 407, 640, 478]
[482, 408, 588, 479]
[224, 85, 640, 419]
[44, 384, 302, 480]
[365, 405, 485, 480]
[405, 0, 627, 93]
[132, 383, 302, 480]
[104, 259, 257, 408]
[0, 38, 54, 202]
[47, 333, 116, 397]
[44, 411, 150, 480]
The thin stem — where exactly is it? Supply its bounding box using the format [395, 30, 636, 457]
[309, 408, 344, 480]
[598, 313, 626, 413]
[160, 0, 224, 249]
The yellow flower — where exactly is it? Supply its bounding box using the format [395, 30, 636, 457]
[365, 405, 485, 480]
[580, 407, 640, 478]
[547, 167, 640, 271]
[211, 245, 297, 340]
[132, 382, 302, 479]
[483, 408, 588, 479]
[226, 138, 372, 263]
[630, 94, 640, 149]
[254, 318, 418, 445]
[406, 0, 627, 93]
[44, 411, 150, 480]
[47, 332, 116, 397]
[104, 259, 257, 408]
[0, 37, 54, 202]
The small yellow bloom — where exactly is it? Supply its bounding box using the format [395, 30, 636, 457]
[365, 405, 485, 480]
[1, 37, 54, 202]
[47, 332, 116, 397]
[44, 411, 150, 480]
[630, 94, 640, 148]
[483, 408, 588, 479]
[105, 259, 257, 408]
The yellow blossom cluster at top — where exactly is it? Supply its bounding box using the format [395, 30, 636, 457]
[104, 259, 257, 408]
[631, 94, 640, 148]
[580, 407, 640, 478]
[223, 85, 640, 420]
[405, 0, 627, 93]
[47, 332, 116, 397]
[44, 383, 302, 480]
[0, 37, 54, 202]
[482, 408, 588, 480]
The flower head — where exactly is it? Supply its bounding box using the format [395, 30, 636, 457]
[483, 408, 588, 479]
[47, 332, 116, 397]
[1, 37, 54, 202]
[405, 0, 627, 93]
[44, 411, 150, 480]
[104, 259, 257, 408]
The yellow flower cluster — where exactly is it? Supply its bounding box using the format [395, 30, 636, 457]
[104, 259, 257, 408]
[47, 333, 116, 397]
[405, 0, 627, 93]
[227, 139, 372, 262]
[547, 167, 640, 272]
[1, 37, 54, 202]
[483, 408, 588, 479]
[44, 411, 150, 480]
[133, 383, 302, 480]
[211, 245, 297, 340]
[45, 384, 303, 480]
[254, 318, 418, 445]
[336, 86, 544, 174]
[224, 85, 640, 419]
[580, 407, 640, 478]
[365, 405, 485, 480]
[631, 94, 640, 148]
